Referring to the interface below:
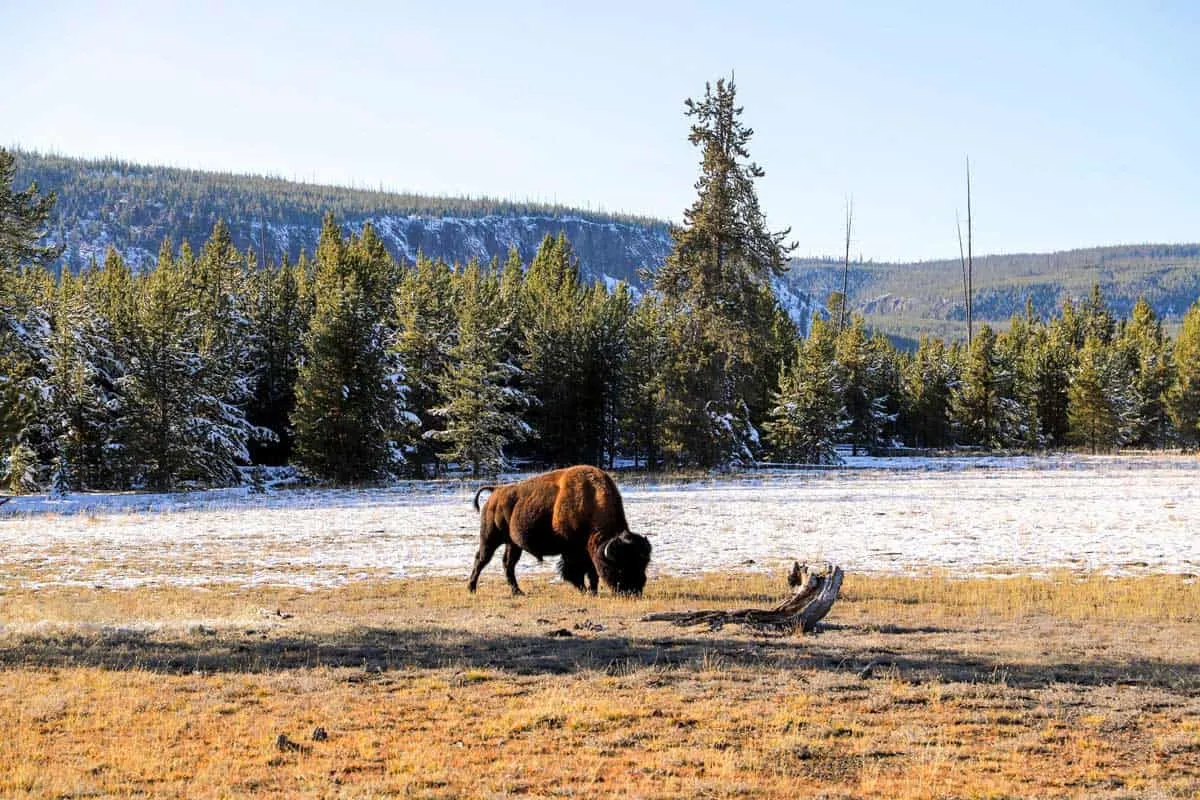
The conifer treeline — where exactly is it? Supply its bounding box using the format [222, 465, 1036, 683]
[4, 214, 1200, 494]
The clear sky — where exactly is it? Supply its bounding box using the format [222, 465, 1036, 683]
[4, 1, 1198, 262]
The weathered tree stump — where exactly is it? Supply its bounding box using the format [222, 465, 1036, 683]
[643, 562, 843, 635]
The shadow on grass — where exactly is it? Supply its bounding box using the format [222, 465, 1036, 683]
[0, 623, 1196, 693]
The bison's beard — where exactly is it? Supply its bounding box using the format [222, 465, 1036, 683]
[557, 553, 592, 591]
[597, 559, 648, 596]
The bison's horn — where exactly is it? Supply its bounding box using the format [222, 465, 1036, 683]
[604, 537, 618, 561]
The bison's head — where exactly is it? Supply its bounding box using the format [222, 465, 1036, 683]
[597, 530, 652, 596]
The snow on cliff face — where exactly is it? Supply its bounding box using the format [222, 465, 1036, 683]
[63, 211, 674, 291]
[57, 203, 827, 319]
[773, 275, 823, 337]
[347, 214, 672, 284]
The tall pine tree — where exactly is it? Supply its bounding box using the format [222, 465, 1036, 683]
[651, 77, 797, 467]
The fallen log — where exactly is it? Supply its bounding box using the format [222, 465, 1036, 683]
[643, 562, 843, 635]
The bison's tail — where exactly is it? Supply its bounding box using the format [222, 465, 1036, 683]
[472, 486, 496, 513]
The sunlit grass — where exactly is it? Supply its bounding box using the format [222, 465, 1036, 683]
[1, 573, 1197, 798]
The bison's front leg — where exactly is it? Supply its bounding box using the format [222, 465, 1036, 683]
[584, 561, 599, 595]
[503, 544, 525, 595]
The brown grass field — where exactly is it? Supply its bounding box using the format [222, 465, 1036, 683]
[0, 571, 1197, 798]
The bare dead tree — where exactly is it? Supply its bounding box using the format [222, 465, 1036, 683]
[838, 197, 853, 334]
[957, 213, 968, 345]
[966, 156, 974, 348]
[957, 156, 974, 349]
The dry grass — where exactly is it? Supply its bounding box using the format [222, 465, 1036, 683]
[1, 572, 1198, 798]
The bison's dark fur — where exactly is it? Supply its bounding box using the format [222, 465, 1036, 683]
[468, 465, 651, 596]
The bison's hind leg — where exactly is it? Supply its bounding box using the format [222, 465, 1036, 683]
[468, 542, 498, 594]
[503, 544, 525, 595]
[469, 522, 507, 594]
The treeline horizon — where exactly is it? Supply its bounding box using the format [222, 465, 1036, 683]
[2, 216, 1199, 495]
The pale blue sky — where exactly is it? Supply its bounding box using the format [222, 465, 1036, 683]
[4, 1, 1198, 261]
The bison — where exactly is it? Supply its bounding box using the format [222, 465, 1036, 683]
[468, 465, 652, 596]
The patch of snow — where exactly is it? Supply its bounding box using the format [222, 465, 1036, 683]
[1, 455, 1197, 589]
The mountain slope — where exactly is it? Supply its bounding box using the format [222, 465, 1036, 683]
[14, 150, 673, 288]
[14, 150, 1199, 341]
[778, 244, 1200, 342]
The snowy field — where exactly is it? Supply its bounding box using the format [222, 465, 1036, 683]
[1, 454, 1198, 589]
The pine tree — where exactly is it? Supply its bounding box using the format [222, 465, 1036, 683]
[0, 147, 64, 273]
[582, 281, 633, 467]
[650, 77, 797, 468]
[1082, 283, 1116, 345]
[835, 316, 897, 454]
[79, 248, 139, 488]
[994, 309, 1043, 449]
[180, 222, 265, 485]
[245, 256, 310, 465]
[0, 267, 52, 491]
[900, 336, 956, 449]
[763, 316, 842, 464]
[621, 294, 670, 469]
[1037, 311, 1078, 446]
[520, 233, 591, 466]
[431, 261, 530, 476]
[950, 324, 1023, 448]
[0, 148, 62, 491]
[1068, 335, 1122, 453]
[292, 216, 408, 482]
[393, 252, 457, 476]
[1117, 297, 1174, 448]
[1168, 301, 1200, 448]
[655, 77, 794, 309]
[43, 270, 112, 491]
[122, 241, 207, 491]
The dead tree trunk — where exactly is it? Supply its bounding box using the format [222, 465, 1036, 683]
[643, 562, 843, 635]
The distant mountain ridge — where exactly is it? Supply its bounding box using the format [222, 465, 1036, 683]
[783, 243, 1200, 342]
[13, 150, 1200, 342]
[13, 150, 674, 289]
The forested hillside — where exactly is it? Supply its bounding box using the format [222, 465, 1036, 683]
[13, 150, 673, 287]
[788, 244, 1200, 343]
[14, 150, 1200, 343]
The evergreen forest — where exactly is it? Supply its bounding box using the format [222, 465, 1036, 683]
[3, 80, 1200, 493]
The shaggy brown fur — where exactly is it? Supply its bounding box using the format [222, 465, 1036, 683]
[469, 465, 651, 596]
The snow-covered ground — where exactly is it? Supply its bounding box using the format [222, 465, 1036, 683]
[1, 454, 1197, 589]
